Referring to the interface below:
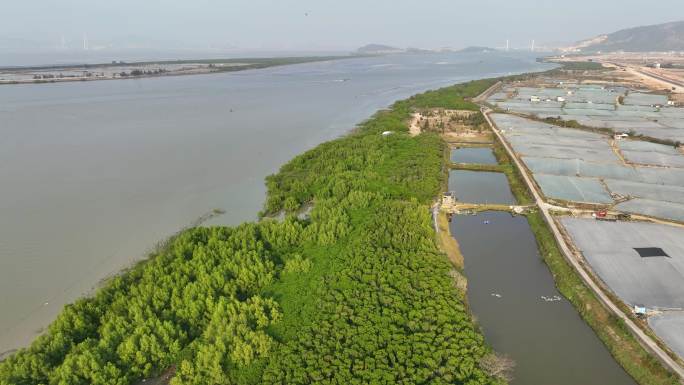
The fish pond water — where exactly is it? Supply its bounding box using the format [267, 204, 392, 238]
[450, 146, 498, 165]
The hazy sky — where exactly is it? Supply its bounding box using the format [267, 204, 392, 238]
[3, 0, 683, 51]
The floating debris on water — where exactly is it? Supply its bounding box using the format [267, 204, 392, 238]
[541, 295, 562, 302]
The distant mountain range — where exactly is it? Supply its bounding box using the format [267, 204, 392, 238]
[356, 44, 405, 54]
[457, 46, 497, 53]
[356, 44, 498, 55]
[565, 20, 684, 52]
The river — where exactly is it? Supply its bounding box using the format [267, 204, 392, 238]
[0, 52, 552, 354]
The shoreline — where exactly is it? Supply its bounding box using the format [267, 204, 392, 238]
[8, 61, 657, 385]
[0, 54, 549, 361]
[0, 75, 514, 384]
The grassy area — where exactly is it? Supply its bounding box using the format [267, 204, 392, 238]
[436, 211, 464, 269]
[550, 61, 607, 72]
[538, 116, 615, 136]
[449, 162, 503, 172]
[405, 79, 497, 111]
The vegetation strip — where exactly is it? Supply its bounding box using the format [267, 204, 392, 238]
[0, 56, 355, 85]
[0, 80, 506, 385]
[449, 162, 503, 172]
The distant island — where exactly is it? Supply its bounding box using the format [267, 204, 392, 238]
[457, 46, 497, 53]
[356, 44, 498, 55]
[0, 55, 352, 85]
[0, 43, 510, 85]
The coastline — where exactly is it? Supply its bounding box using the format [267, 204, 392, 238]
[0, 53, 551, 363]
[5, 61, 667, 385]
[0, 75, 516, 384]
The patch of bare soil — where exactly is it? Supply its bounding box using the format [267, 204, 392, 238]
[410, 109, 492, 143]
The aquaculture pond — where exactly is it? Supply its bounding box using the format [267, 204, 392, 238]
[447, 170, 516, 205]
[450, 146, 498, 165]
[450, 212, 635, 385]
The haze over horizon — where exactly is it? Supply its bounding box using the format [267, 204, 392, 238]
[2, 0, 683, 54]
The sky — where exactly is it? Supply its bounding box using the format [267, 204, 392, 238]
[2, 0, 683, 52]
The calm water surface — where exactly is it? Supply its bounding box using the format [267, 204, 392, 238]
[0, 52, 551, 353]
[451, 212, 634, 384]
[450, 147, 498, 164]
[448, 170, 516, 204]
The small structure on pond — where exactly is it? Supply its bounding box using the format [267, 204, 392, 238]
[442, 192, 457, 209]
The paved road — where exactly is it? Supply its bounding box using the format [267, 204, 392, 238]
[635, 68, 684, 90]
[605, 61, 684, 93]
[482, 106, 684, 381]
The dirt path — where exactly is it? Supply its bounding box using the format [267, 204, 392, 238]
[409, 112, 422, 136]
